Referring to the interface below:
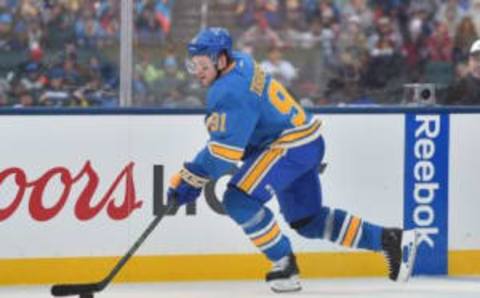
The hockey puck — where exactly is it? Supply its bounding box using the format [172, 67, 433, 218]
[79, 293, 94, 298]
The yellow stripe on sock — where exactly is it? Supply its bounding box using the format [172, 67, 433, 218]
[251, 224, 280, 247]
[342, 217, 361, 247]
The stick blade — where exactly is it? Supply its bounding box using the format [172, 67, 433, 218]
[51, 283, 101, 296]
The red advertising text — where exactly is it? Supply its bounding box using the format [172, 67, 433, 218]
[0, 161, 143, 221]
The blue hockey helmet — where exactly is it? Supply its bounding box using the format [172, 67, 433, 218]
[187, 27, 233, 60]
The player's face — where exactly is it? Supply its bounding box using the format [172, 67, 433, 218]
[187, 55, 218, 87]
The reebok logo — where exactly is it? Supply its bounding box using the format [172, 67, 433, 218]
[404, 113, 449, 275]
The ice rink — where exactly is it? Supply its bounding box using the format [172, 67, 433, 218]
[1, 277, 480, 298]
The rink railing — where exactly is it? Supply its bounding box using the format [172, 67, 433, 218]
[0, 106, 479, 285]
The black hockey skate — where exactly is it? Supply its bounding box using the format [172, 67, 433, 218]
[382, 228, 419, 282]
[266, 253, 302, 293]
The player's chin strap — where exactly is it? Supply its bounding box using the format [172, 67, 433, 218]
[179, 166, 209, 188]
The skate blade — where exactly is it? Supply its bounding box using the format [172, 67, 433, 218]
[398, 229, 419, 282]
[269, 275, 302, 293]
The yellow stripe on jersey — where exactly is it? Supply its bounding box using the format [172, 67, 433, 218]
[238, 148, 285, 193]
[208, 142, 244, 162]
[342, 217, 362, 247]
[251, 223, 280, 247]
[274, 120, 322, 145]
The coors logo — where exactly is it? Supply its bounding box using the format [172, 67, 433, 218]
[0, 161, 143, 221]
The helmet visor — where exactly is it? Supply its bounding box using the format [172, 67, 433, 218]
[184, 56, 216, 75]
[185, 58, 198, 75]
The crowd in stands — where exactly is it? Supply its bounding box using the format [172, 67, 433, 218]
[232, 0, 480, 106]
[0, 0, 479, 108]
[0, 0, 173, 108]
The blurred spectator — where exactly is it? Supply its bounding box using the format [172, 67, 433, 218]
[29, 41, 44, 62]
[452, 16, 479, 65]
[27, 19, 44, 47]
[73, 73, 118, 107]
[235, 0, 256, 28]
[364, 16, 404, 93]
[341, 0, 374, 32]
[44, 1, 75, 48]
[135, 52, 162, 89]
[134, 0, 174, 44]
[133, 52, 156, 106]
[19, 0, 42, 19]
[236, 0, 285, 50]
[86, 55, 118, 89]
[260, 46, 298, 88]
[0, 10, 13, 50]
[319, 20, 339, 70]
[426, 22, 453, 62]
[436, 0, 466, 37]
[368, 16, 403, 53]
[154, 0, 173, 35]
[236, 0, 281, 29]
[98, 1, 121, 46]
[0, 91, 8, 107]
[75, 10, 104, 48]
[407, 6, 432, 43]
[302, 0, 317, 25]
[19, 61, 47, 96]
[61, 55, 82, 88]
[38, 67, 71, 106]
[423, 21, 454, 87]
[284, 0, 304, 31]
[408, 0, 438, 19]
[303, 0, 340, 26]
[335, 15, 369, 96]
[337, 15, 369, 66]
[318, 0, 341, 26]
[445, 39, 480, 105]
[13, 91, 35, 107]
[471, 0, 480, 35]
[0, 76, 10, 106]
[402, 6, 431, 82]
[157, 55, 197, 107]
[132, 69, 149, 105]
[87, 54, 103, 75]
[136, 3, 165, 44]
[237, 18, 284, 49]
[283, 14, 322, 49]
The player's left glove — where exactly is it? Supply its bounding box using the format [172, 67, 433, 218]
[167, 163, 209, 206]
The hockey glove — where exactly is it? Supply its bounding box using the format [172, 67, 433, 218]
[167, 163, 209, 206]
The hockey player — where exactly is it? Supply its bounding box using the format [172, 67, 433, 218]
[167, 27, 418, 293]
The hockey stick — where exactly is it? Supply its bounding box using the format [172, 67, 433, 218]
[50, 201, 176, 297]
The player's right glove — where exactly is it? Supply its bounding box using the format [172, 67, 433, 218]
[167, 163, 209, 206]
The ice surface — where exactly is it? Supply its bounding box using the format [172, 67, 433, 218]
[1, 277, 479, 298]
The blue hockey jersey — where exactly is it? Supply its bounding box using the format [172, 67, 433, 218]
[192, 51, 321, 179]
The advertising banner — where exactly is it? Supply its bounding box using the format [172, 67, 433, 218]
[0, 112, 479, 284]
[404, 113, 449, 275]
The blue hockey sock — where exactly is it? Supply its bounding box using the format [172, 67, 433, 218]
[223, 187, 293, 261]
[292, 207, 383, 251]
